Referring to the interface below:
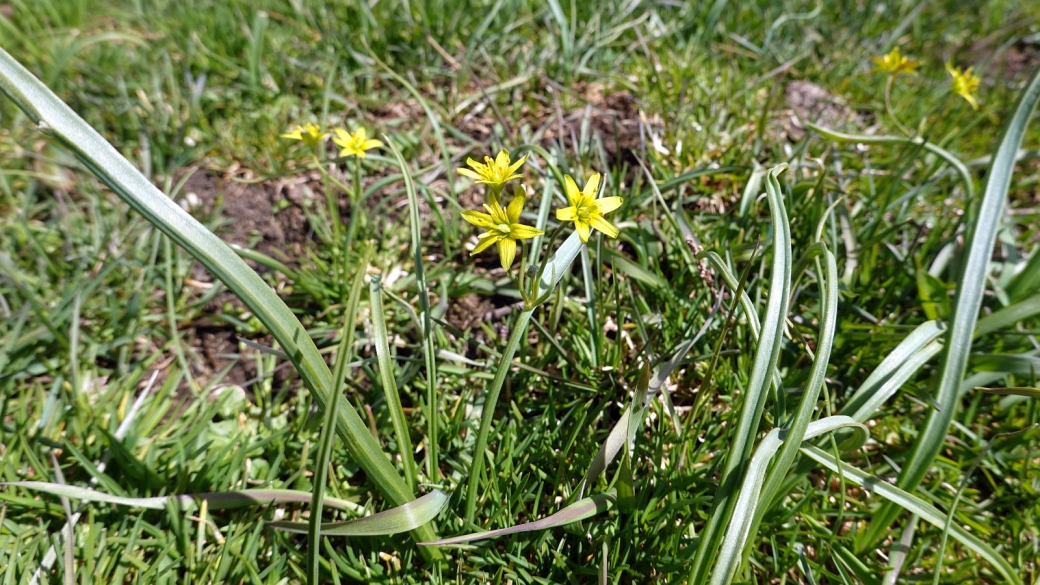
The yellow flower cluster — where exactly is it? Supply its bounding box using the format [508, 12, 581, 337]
[945, 63, 980, 110]
[280, 124, 382, 158]
[871, 48, 981, 110]
[456, 149, 623, 270]
[872, 48, 919, 76]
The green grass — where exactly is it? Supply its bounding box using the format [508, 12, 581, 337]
[2, 0, 1040, 583]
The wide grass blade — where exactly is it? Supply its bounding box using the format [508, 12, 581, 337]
[690, 164, 792, 585]
[711, 416, 868, 585]
[369, 276, 417, 492]
[0, 47, 440, 552]
[1, 482, 362, 513]
[384, 136, 439, 483]
[860, 64, 1040, 550]
[801, 447, 1022, 585]
[423, 492, 615, 546]
[747, 246, 838, 538]
[268, 490, 449, 537]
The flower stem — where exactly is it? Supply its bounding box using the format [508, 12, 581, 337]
[883, 75, 914, 137]
[316, 155, 343, 256]
[464, 307, 535, 523]
[344, 157, 365, 253]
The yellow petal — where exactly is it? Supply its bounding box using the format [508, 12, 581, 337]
[505, 153, 528, 176]
[333, 128, 351, 141]
[457, 168, 482, 180]
[557, 206, 577, 221]
[588, 215, 619, 239]
[961, 92, 979, 110]
[582, 173, 601, 198]
[471, 233, 501, 255]
[564, 175, 581, 206]
[506, 190, 525, 223]
[495, 149, 510, 170]
[485, 199, 508, 223]
[594, 196, 623, 214]
[575, 220, 590, 243]
[498, 237, 517, 269]
[510, 224, 543, 239]
[465, 157, 484, 171]
[461, 210, 495, 229]
[363, 139, 382, 150]
[280, 131, 302, 140]
[354, 127, 367, 140]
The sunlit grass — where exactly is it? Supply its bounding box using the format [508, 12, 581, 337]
[2, 0, 1040, 583]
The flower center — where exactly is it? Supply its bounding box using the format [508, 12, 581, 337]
[495, 223, 512, 236]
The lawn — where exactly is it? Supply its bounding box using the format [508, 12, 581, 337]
[1, 0, 1039, 583]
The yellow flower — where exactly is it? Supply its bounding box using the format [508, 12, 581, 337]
[280, 123, 327, 148]
[461, 187, 543, 269]
[872, 48, 919, 76]
[456, 149, 528, 188]
[946, 63, 980, 110]
[556, 173, 622, 244]
[332, 127, 383, 158]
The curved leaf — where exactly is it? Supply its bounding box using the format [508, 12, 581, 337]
[269, 490, 449, 537]
[862, 65, 1040, 549]
[424, 492, 615, 546]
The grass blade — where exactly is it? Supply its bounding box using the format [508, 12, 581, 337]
[860, 64, 1040, 550]
[307, 263, 368, 585]
[690, 164, 792, 585]
[711, 416, 868, 585]
[423, 492, 615, 546]
[269, 490, 449, 537]
[0, 47, 440, 552]
[384, 135, 439, 483]
[801, 446, 1022, 585]
[1, 482, 363, 513]
[370, 276, 417, 492]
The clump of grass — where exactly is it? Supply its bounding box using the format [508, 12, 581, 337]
[3, 1, 1040, 583]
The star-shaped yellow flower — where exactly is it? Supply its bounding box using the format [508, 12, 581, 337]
[280, 123, 327, 148]
[556, 173, 622, 244]
[946, 63, 980, 110]
[461, 187, 543, 269]
[457, 149, 528, 188]
[333, 127, 383, 158]
[872, 48, 919, 76]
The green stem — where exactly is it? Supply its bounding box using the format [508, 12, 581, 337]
[344, 157, 365, 255]
[316, 155, 343, 257]
[464, 307, 535, 523]
[883, 75, 914, 137]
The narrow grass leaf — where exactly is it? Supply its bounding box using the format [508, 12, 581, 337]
[385, 135, 439, 482]
[974, 294, 1040, 338]
[307, 263, 367, 585]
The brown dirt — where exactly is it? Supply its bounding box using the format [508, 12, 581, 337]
[968, 37, 1040, 82]
[180, 169, 312, 262]
[781, 80, 859, 141]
